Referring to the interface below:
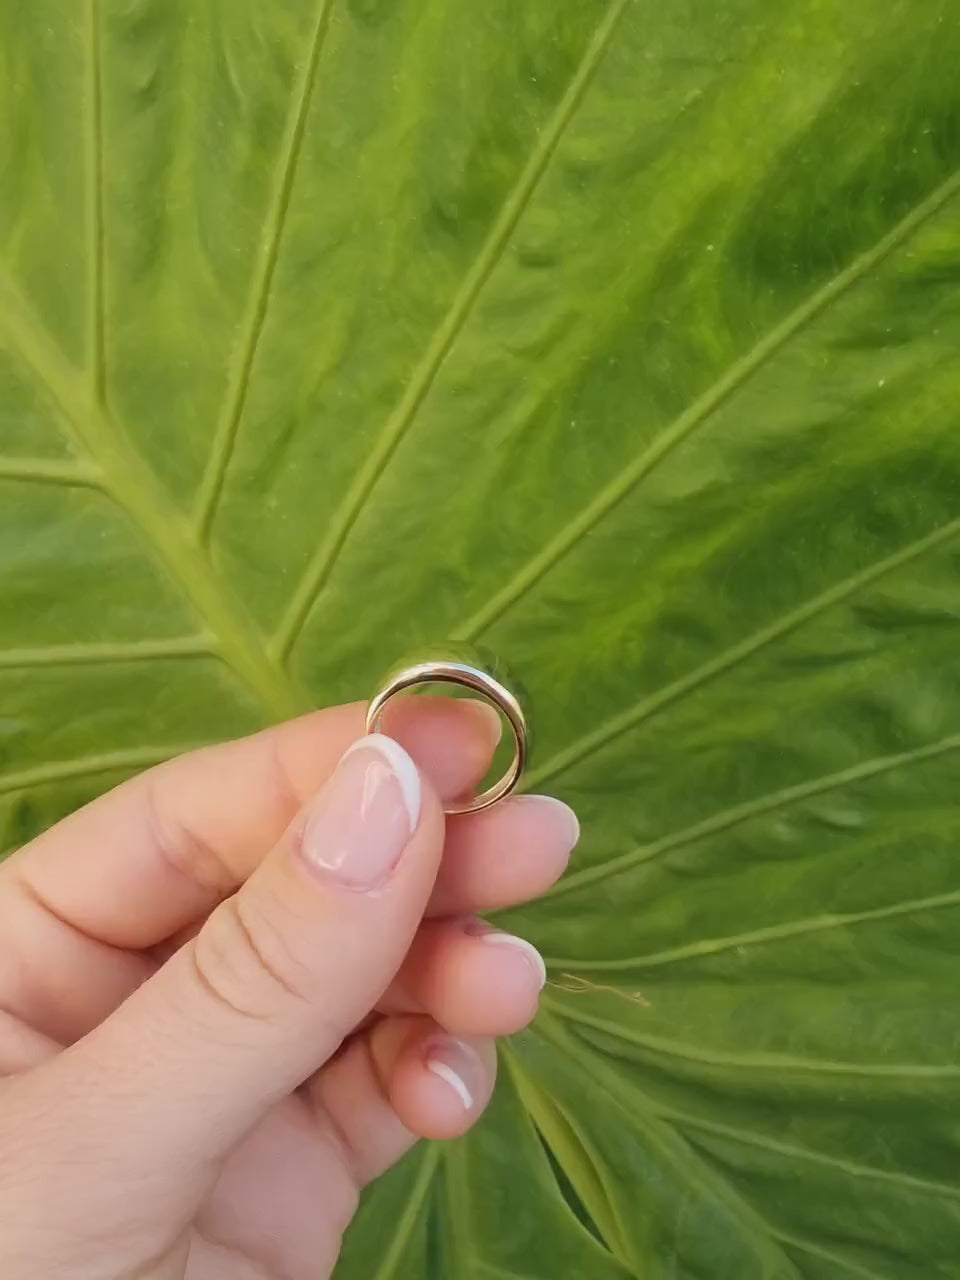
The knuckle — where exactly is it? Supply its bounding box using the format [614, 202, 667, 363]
[191, 889, 321, 1023]
[143, 772, 236, 902]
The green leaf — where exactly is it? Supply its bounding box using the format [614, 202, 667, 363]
[3, 1, 960, 1275]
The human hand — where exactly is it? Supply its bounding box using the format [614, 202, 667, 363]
[0, 699, 577, 1278]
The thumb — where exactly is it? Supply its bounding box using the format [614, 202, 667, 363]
[45, 734, 441, 1180]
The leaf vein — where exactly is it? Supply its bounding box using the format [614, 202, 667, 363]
[545, 730, 960, 899]
[773, 1231, 892, 1280]
[504, 1047, 640, 1271]
[535, 1013, 805, 1278]
[0, 745, 199, 797]
[0, 276, 302, 718]
[550, 885, 960, 973]
[86, 0, 106, 405]
[0, 637, 214, 669]
[546, 998, 960, 1079]
[456, 166, 960, 641]
[194, 0, 337, 541]
[271, 0, 631, 661]
[0, 456, 102, 489]
[659, 1108, 960, 1204]
[368, 1146, 440, 1280]
[527, 512, 960, 794]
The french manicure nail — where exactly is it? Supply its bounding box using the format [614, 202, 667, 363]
[424, 1038, 482, 1112]
[465, 921, 547, 990]
[299, 734, 420, 891]
[519, 794, 580, 850]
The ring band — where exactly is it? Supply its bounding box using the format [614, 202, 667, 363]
[365, 657, 528, 815]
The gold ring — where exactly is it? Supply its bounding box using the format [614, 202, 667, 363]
[365, 651, 528, 815]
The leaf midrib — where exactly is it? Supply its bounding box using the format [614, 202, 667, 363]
[533, 1012, 804, 1279]
[368, 1145, 440, 1280]
[503, 1046, 638, 1272]
[537, 1015, 896, 1280]
[0, 275, 302, 721]
[537, 1012, 960, 1276]
[4, 17, 957, 817]
[2, 0, 630, 723]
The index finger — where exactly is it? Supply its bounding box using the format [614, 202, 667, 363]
[0, 697, 500, 952]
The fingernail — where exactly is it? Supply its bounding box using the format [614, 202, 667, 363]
[464, 698, 503, 746]
[424, 1037, 482, 1112]
[464, 920, 547, 990]
[299, 734, 420, 890]
[519, 794, 580, 851]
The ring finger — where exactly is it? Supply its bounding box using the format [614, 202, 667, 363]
[376, 916, 547, 1037]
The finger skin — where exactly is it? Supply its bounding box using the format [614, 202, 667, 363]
[0, 879, 152, 1046]
[0, 723, 574, 1050]
[0, 788, 576, 1049]
[1, 697, 499, 952]
[196, 1019, 496, 1280]
[0, 1010, 58, 1075]
[5, 738, 444, 1233]
[382, 1022, 497, 1142]
[0, 710, 553, 1280]
[194, 1096, 356, 1280]
[430, 793, 577, 916]
[0, 738, 499, 1280]
[385, 917, 545, 1036]
[0, 699, 499, 1044]
[308, 1016, 496, 1176]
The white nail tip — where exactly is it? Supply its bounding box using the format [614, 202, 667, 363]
[427, 1060, 474, 1111]
[344, 733, 421, 830]
[478, 932, 547, 990]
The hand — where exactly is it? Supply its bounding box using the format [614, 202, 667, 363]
[0, 699, 577, 1279]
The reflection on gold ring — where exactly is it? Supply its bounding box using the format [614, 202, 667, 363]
[366, 655, 528, 816]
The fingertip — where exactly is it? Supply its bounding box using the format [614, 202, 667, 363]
[460, 698, 504, 751]
[343, 733, 423, 831]
[431, 792, 579, 917]
[469, 925, 547, 992]
[518, 794, 580, 853]
[385, 697, 501, 802]
[396, 919, 544, 1037]
[390, 1031, 496, 1140]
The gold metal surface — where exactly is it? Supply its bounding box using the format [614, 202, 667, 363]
[366, 656, 528, 815]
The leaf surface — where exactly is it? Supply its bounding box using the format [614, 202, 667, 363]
[3, 2, 960, 1275]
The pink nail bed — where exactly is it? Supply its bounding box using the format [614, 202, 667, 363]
[299, 735, 420, 891]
